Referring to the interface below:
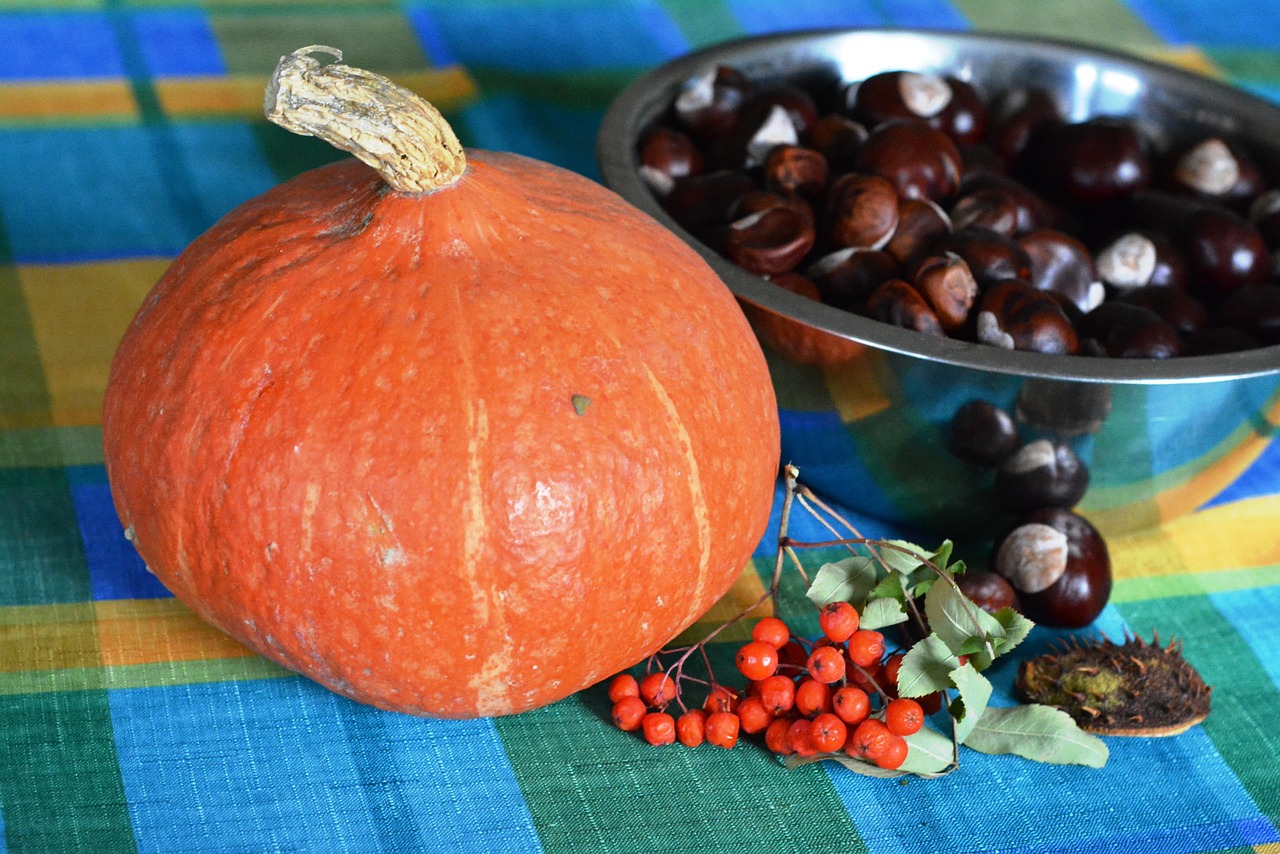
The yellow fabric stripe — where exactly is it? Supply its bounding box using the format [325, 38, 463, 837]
[1110, 494, 1280, 582]
[0, 78, 138, 124]
[673, 558, 772, 645]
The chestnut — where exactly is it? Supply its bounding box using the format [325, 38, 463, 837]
[1078, 301, 1183, 359]
[1215, 284, 1280, 346]
[1184, 326, 1261, 355]
[1163, 136, 1265, 209]
[1015, 379, 1113, 437]
[952, 173, 1054, 236]
[935, 77, 989, 146]
[1094, 230, 1188, 291]
[824, 173, 900, 250]
[808, 247, 899, 311]
[850, 70, 952, 125]
[660, 170, 755, 234]
[954, 569, 1021, 616]
[805, 113, 867, 173]
[1248, 189, 1280, 248]
[911, 252, 977, 332]
[673, 65, 750, 142]
[1119, 286, 1209, 335]
[717, 205, 815, 277]
[995, 439, 1089, 511]
[763, 144, 829, 201]
[749, 273, 865, 367]
[1023, 116, 1152, 205]
[1018, 228, 1104, 314]
[864, 278, 945, 336]
[975, 278, 1079, 355]
[995, 507, 1112, 629]
[855, 119, 963, 203]
[930, 226, 1033, 288]
[884, 197, 952, 268]
[947, 399, 1020, 468]
[710, 101, 800, 171]
[985, 85, 1063, 166]
[638, 126, 703, 195]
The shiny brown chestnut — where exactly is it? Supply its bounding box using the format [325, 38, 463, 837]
[995, 439, 1090, 511]
[995, 507, 1112, 629]
[824, 172, 900, 249]
[954, 569, 1021, 616]
[673, 65, 750, 142]
[1018, 228, 1103, 313]
[1025, 116, 1152, 205]
[1119, 286, 1210, 335]
[936, 77, 989, 146]
[637, 126, 704, 194]
[660, 169, 755, 233]
[854, 119, 964, 203]
[1079, 301, 1184, 359]
[805, 113, 867, 174]
[953, 173, 1054, 236]
[984, 85, 1063, 166]
[1094, 230, 1189, 291]
[717, 205, 816, 277]
[947, 399, 1020, 468]
[931, 227, 1033, 288]
[1162, 136, 1266, 209]
[911, 252, 978, 332]
[1248, 189, 1280, 249]
[1215, 284, 1280, 346]
[849, 70, 954, 127]
[864, 278, 946, 336]
[975, 278, 1079, 355]
[884, 197, 952, 268]
[763, 145, 829, 202]
[807, 247, 900, 311]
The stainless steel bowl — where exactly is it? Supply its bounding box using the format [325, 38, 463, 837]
[598, 28, 1280, 538]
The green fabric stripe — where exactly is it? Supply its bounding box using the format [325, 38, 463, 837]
[494, 687, 862, 853]
[1114, 565, 1280, 603]
[0, 206, 52, 430]
[658, 0, 744, 49]
[0, 467, 94, 605]
[466, 67, 641, 112]
[1118, 596, 1280, 825]
[0, 655, 292, 696]
[0, 691, 137, 852]
[948, 0, 1165, 52]
[208, 9, 427, 76]
[0, 426, 105, 470]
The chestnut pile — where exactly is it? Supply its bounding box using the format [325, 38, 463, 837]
[640, 66, 1280, 356]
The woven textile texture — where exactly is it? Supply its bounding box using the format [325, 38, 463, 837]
[2, 1, 1279, 852]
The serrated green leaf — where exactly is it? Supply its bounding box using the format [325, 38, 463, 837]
[877, 539, 931, 575]
[896, 634, 959, 698]
[930, 539, 955, 572]
[948, 662, 993, 745]
[869, 572, 907, 604]
[806, 556, 877, 609]
[785, 753, 905, 778]
[989, 607, 1034, 658]
[924, 582, 1001, 663]
[965, 704, 1109, 768]
[859, 596, 908, 630]
[901, 725, 956, 775]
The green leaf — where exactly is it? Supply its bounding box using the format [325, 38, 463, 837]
[948, 662, 993, 745]
[896, 634, 959, 698]
[869, 571, 907, 604]
[965, 704, 1109, 768]
[989, 607, 1034, 658]
[785, 753, 905, 778]
[806, 556, 878, 609]
[900, 725, 956, 776]
[924, 582, 1001, 663]
[876, 539, 931, 575]
[859, 596, 908, 631]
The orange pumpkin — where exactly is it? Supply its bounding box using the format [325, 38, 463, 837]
[101, 47, 780, 718]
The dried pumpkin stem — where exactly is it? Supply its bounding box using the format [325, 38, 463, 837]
[264, 45, 466, 194]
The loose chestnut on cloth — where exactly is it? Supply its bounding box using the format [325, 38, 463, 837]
[101, 47, 781, 718]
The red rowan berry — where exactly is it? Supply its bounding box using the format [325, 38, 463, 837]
[875, 734, 909, 770]
[883, 653, 906, 693]
[737, 696, 774, 734]
[752, 616, 791, 649]
[807, 645, 847, 684]
[705, 711, 741, 749]
[703, 684, 740, 714]
[639, 672, 677, 709]
[765, 717, 795, 755]
[607, 673, 640, 704]
[778, 639, 809, 669]
[642, 711, 676, 746]
[819, 601, 860, 643]
[787, 718, 818, 757]
[848, 629, 887, 668]
[832, 685, 871, 726]
[885, 697, 925, 736]
[756, 674, 797, 716]
[612, 696, 647, 732]
[810, 713, 849, 753]
[736, 641, 780, 681]
[676, 710, 706, 747]
[849, 661, 884, 695]
[847, 718, 893, 761]
[795, 677, 833, 717]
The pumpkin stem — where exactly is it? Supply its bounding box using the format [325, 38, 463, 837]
[264, 45, 467, 194]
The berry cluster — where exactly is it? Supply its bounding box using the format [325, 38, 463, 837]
[609, 603, 931, 770]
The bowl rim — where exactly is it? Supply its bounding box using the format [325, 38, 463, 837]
[597, 26, 1280, 386]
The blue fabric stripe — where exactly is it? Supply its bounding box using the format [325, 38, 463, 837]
[1210, 586, 1280, 691]
[0, 12, 125, 80]
[725, 0, 969, 33]
[1125, 0, 1280, 48]
[71, 481, 172, 601]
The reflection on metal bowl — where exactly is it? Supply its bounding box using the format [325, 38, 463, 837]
[597, 29, 1280, 538]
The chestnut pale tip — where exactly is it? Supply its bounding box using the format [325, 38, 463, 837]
[1097, 232, 1157, 289]
[899, 71, 952, 117]
[1175, 138, 1240, 196]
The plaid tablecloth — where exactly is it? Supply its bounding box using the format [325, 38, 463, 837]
[3, 2, 1279, 852]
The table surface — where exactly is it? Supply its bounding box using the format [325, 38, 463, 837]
[3, 2, 1280, 852]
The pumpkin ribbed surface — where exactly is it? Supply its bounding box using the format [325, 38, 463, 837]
[102, 153, 780, 717]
